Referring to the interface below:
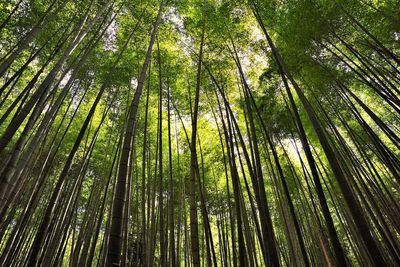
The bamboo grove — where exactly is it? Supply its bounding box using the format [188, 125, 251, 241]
[0, 0, 399, 266]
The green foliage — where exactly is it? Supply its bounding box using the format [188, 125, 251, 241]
[0, 0, 399, 265]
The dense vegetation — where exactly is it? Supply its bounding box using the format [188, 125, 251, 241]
[0, 0, 399, 266]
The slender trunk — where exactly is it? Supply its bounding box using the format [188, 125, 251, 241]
[167, 81, 176, 266]
[189, 2, 206, 266]
[106, 3, 163, 265]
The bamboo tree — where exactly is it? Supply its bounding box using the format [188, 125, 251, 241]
[188, 1, 206, 266]
[167, 80, 176, 266]
[106, 3, 164, 265]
